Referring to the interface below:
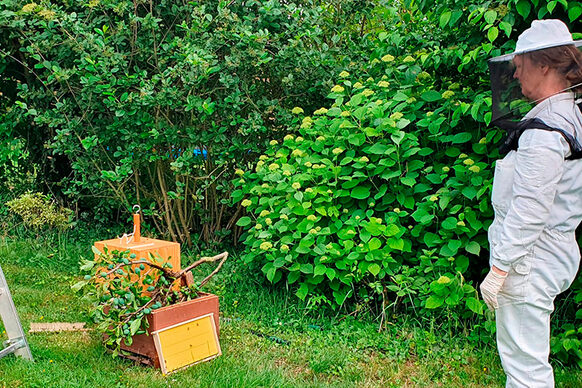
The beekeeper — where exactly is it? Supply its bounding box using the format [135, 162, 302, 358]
[480, 19, 582, 387]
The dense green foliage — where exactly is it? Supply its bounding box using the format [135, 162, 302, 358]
[1, 0, 582, 368]
[0, 0, 379, 244]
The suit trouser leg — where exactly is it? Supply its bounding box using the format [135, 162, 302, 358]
[496, 301, 554, 388]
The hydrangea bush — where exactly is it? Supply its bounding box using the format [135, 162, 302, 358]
[233, 42, 502, 315]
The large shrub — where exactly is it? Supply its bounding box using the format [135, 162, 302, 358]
[233, 0, 582, 364]
[0, 0, 378, 242]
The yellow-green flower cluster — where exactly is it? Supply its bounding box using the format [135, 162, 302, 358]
[459, 153, 468, 158]
[353, 82, 364, 89]
[362, 89, 374, 97]
[307, 214, 317, 221]
[260, 241, 273, 250]
[304, 161, 312, 167]
[259, 210, 270, 217]
[314, 107, 328, 115]
[469, 165, 481, 173]
[259, 155, 268, 160]
[291, 149, 303, 157]
[316, 136, 325, 142]
[331, 85, 345, 93]
[381, 54, 395, 62]
[235, 169, 244, 176]
[291, 107, 304, 114]
[332, 148, 344, 155]
[479, 137, 487, 144]
[309, 228, 317, 234]
[463, 158, 474, 166]
[280, 244, 290, 252]
[292, 182, 301, 189]
[301, 116, 313, 129]
[305, 188, 314, 193]
[283, 170, 292, 176]
[241, 199, 252, 207]
[39, 9, 56, 19]
[296, 136, 304, 142]
[22, 3, 38, 12]
[457, 221, 466, 227]
[269, 140, 278, 146]
[377, 81, 390, 88]
[255, 224, 262, 230]
[268, 163, 279, 171]
[284, 134, 294, 141]
[442, 166, 450, 173]
[359, 156, 369, 163]
[429, 195, 438, 202]
[340, 111, 351, 117]
[265, 218, 272, 225]
[442, 90, 455, 99]
[403, 55, 415, 63]
[390, 112, 403, 120]
[417, 71, 431, 81]
[339, 71, 350, 78]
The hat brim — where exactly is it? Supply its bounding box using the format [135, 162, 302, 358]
[489, 39, 582, 62]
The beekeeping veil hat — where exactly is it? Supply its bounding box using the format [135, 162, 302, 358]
[488, 19, 582, 122]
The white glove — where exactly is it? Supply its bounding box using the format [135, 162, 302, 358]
[480, 269, 507, 311]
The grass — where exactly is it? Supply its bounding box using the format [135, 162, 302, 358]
[0, 232, 581, 387]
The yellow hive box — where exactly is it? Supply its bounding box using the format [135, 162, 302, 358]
[152, 313, 221, 374]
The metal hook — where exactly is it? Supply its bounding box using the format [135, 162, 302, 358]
[133, 204, 141, 214]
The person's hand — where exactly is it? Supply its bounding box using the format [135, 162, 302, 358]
[480, 267, 508, 311]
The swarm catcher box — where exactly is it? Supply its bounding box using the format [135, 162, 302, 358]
[119, 292, 221, 373]
[93, 214, 180, 273]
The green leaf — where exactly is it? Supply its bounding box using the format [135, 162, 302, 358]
[368, 237, 381, 250]
[300, 264, 313, 274]
[547, 0, 557, 13]
[484, 10, 497, 24]
[451, 132, 472, 144]
[423, 232, 441, 247]
[466, 297, 483, 314]
[425, 295, 444, 309]
[487, 26, 499, 43]
[351, 186, 370, 199]
[326, 268, 336, 280]
[439, 11, 452, 28]
[499, 21, 512, 37]
[288, 270, 301, 284]
[465, 241, 481, 256]
[71, 281, 87, 292]
[368, 263, 381, 276]
[130, 317, 142, 336]
[569, 4, 582, 22]
[296, 283, 309, 300]
[314, 264, 327, 276]
[516, 0, 531, 19]
[421, 90, 442, 102]
[236, 216, 252, 227]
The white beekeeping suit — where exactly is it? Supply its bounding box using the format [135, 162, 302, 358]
[481, 19, 582, 388]
[489, 93, 582, 387]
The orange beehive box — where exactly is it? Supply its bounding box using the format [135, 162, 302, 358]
[93, 213, 181, 278]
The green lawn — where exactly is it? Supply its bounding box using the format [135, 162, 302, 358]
[0, 235, 580, 387]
